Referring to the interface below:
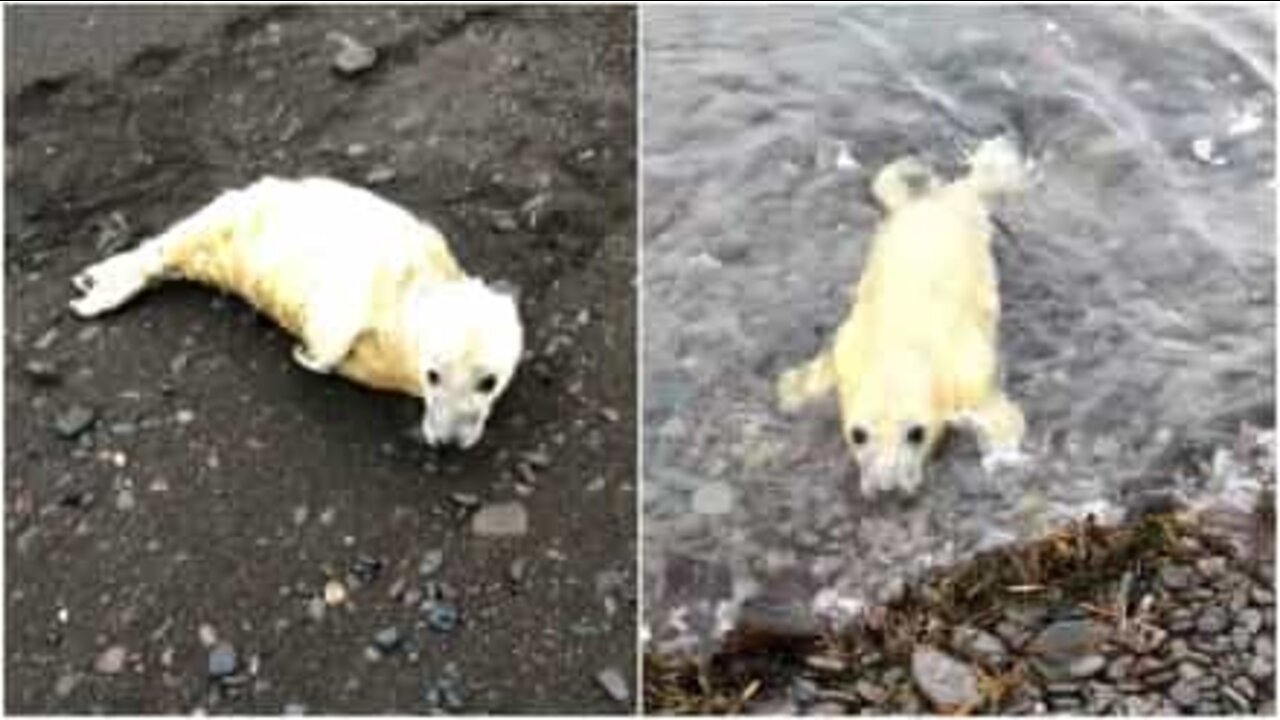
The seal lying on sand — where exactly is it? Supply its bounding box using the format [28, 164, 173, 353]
[70, 177, 523, 449]
[777, 137, 1029, 495]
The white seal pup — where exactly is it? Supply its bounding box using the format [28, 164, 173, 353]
[69, 176, 523, 449]
[777, 137, 1029, 495]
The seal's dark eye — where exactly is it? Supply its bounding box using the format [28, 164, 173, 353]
[476, 374, 497, 394]
[427, 370, 441, 386]
[905, 424, 927, 446]
[850, 426, 868, 446]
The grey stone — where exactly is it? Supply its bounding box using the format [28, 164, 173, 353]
[94, 645, 127, 675]
[330, 33, 378, 76]
[208, 643, 237, 678]
[419, 549, 445, 577]
[951, 625, 1009, 669]
[1196, 605, 1230, 635]
[425, 602, 459, 633]
[911, 646, 981, 710]
[1159, 564, 1194, 591]
[595, 667, 630, 703]
[1236, 607, 1264, 635]
[54, 405, 97, 439]
[470, 501, 528, 537]
[25, 360, 61, 385]
[1168, 679, 1199, 708]
[1029, 619, 1107, 659]
[1068, 654, 1107, 679]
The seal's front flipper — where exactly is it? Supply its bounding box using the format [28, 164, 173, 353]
[776, 350, 837, 413]
[954, 392, 1027, 471]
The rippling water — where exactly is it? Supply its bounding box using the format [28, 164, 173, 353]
[642, 4, 1275, 655]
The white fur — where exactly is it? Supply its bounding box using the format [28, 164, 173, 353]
[69, 177, 523, 450]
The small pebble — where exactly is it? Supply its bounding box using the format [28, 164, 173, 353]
[54, 405, 97, 439]
[208, 643, 237, 678]
[425, 602, 459, 632]
[94, 645, 128, 675]
[25, 360, 61, 385]
[471, 501, 528, 537]
[323, 580, 347, 606]
[329, 32, 378, 76]
[419, 549, 445, 577]
[372, 627, 403, 654]
[595, 667, 630, 703]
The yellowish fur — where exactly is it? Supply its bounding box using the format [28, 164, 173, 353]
[70, 177, 522, 449]
[777, 138, 1028, 494]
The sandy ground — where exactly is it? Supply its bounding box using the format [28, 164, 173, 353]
[5, 5, 636, 713]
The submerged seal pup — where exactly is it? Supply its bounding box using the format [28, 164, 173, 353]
[776, 137, 1029, 495]
[69, 176, 523, 449]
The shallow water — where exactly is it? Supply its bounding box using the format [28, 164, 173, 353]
[642, 5, 1275, 655]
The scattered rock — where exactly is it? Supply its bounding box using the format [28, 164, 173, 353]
[1029, 619, 1107, 659]
[1197, 605, 1230, 635]
[450, 492, 481, 509]
[951, 625, 1009, 670]
[508, 557, 528, 586]
[595, 667, 630, 704]
[349, 555, 383, 586]
[1068, 654, 1107, 679]
[24, 359, 61, 385]
[54, 672, 80, 698]
[115, 489, 136, 512]
[323, 580, 347, 607]
[208, 643, 237, 678]
[691, 481, 733, 515]
[1160, 564, 1194, 591]
[329, 32, 378, 76]
[365, 165, 396, 185]
[471, 501, 528, 537]
[419, 549, 445, 577]
[425, 602, 459, 633]
[911, 646, 981, 710]
[94, 645, 128, 675]
[372, 626, 403, 654]
[1168, 678, 1200, 708]
[54, 405, 97, 439]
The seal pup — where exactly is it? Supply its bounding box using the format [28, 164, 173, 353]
[776, 137, 1029, 495]
[69, 176, 523, 449]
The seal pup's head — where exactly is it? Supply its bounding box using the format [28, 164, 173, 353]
[411, 278, 522, 449]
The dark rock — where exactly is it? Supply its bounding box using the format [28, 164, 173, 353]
[349, 555, 383, 586]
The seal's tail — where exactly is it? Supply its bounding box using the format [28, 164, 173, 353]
[963, 135, 1030, 199]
